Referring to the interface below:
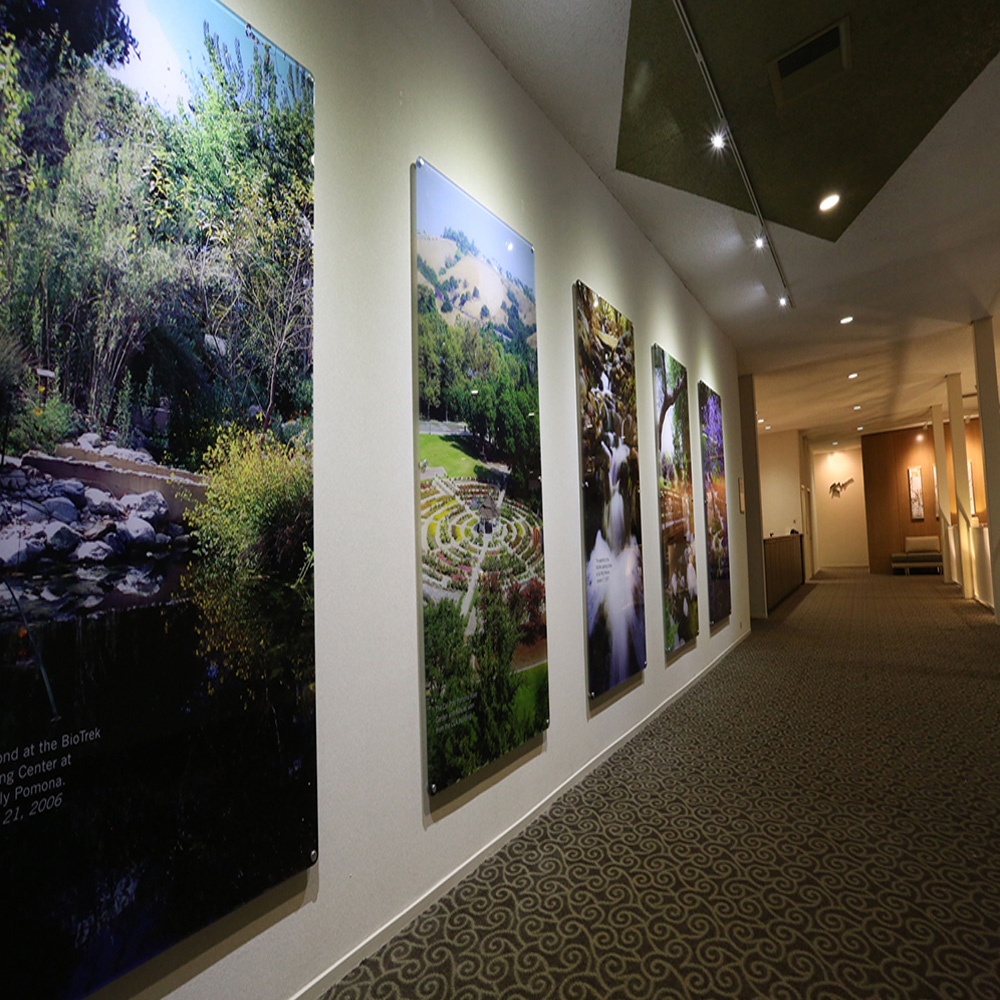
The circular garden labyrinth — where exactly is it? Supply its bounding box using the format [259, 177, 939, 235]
[420, 477, 544, 600]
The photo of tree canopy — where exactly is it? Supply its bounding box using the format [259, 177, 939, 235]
[652, 345, 697, 653]
[0, 1, 315, 997]
[575, 280, 645, 698]
[698, 380, 731, 626]
[415, 160, 547, 796]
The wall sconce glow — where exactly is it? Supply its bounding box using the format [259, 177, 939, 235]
[819, 193, 841, 211]
[711, 131, 726, 150]
[848, 372, 858, 379]
[754, 236, 765, 249]
[840, 316, 853, 324]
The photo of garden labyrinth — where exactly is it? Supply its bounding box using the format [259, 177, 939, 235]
[420, 475, 544, 629]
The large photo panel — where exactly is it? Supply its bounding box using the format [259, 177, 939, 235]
[698, 381, 732, 625]
[651, 346, 698, 652]
[574, 281, 646, 698]
[0, 2, 316, 997]
[415, 160, 547, 796]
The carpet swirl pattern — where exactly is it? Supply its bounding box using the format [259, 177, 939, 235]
[325, 572, 1000, 999]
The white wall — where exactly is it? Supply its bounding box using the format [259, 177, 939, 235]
[758, 429, 803, 538]
[95, 2, 750, 998]
[813, 447, 870, 569]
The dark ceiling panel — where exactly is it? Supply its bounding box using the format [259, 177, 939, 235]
[617, 0, 1000, 240]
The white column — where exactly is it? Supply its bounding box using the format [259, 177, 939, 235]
[931, 403, 954, 583]
[972, 316, 1000, 620]
[947, 372, 974, 598]
[738, 374, 767, 618]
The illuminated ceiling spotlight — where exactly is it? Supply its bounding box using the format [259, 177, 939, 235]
[848, 372, 858, 379]
[754, 235, 765, 250]
[819, 193, 841, 212]
[857, 425, 864, 431]
[840, 315, 853, 324]
[711, 130, 726, 150]
[778, 295, 788, 307]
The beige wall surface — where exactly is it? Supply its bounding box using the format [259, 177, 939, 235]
[91, 2, 751, 999]
[813, 447, 869, 569]
[758, 429, 804, 539]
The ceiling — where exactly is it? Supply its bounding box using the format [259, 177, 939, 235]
[448, 0, 1000, 447]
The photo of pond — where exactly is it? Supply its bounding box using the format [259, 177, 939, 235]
[0, 1, 316, 996]
[415, 160, 547, 796]
[698, 381, 731, 626]
[651, 346, 698, 653]
[575, 281, 646, 698]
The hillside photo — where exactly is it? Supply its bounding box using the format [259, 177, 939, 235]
[0, 2, 316, 997]
[415, 160, 547, 795]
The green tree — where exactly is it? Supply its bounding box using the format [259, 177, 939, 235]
[424, 599, 480, 790]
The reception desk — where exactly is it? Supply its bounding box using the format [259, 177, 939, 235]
[764, 534, 804, 612]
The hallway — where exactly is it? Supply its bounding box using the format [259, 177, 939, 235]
[328, 572, 1000, 999]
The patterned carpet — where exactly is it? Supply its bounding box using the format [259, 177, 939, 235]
[325, 572, 1000, 999]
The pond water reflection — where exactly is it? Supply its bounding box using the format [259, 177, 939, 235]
[0, 567, 316, 1000]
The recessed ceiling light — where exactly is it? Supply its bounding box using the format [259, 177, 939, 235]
[853, 405, 861, 411]
[711, 131, 726, 150]
[840, 316, 853, 324]
[832, 441, 839, 446]
[778, 296, 788, 307]
[819, 193, 840, 212]
[765, 425, 771, 430]
[754, 236, 765, 249]
[848, 372, 858, 379]
[857, 425, 864, 431]
[757, 418, 764, 424]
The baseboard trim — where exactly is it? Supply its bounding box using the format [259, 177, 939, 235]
[293, 629, 750, 1000]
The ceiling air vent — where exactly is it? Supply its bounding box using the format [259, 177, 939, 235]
[769, 17, 851, 107]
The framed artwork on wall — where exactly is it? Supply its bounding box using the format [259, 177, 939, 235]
[414, 160, 547, 796]
[574, 281, 646, 697]
[908, 466, 925, 519]
[698, 381, 731, 626]
[0, 3, 317, 998]
[651, 345, 697, 654]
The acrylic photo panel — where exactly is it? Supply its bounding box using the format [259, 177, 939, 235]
[414, 160, 547, 796]
[574, 281, 646, 697]
[651, 346, 698, 653]
[908, 466, 925, 520]
[0, 3, 316, 997]
[698, 381, 731, 626]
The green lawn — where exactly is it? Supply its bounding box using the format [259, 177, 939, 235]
[513, 662, 549, 735]
[420, 434, 480, 478]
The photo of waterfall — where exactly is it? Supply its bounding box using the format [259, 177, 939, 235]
[652, 346, 698, 652]
[574, 281, 646, 697]
[698, 381, 732, 625]
[415, 161, 548, 795]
